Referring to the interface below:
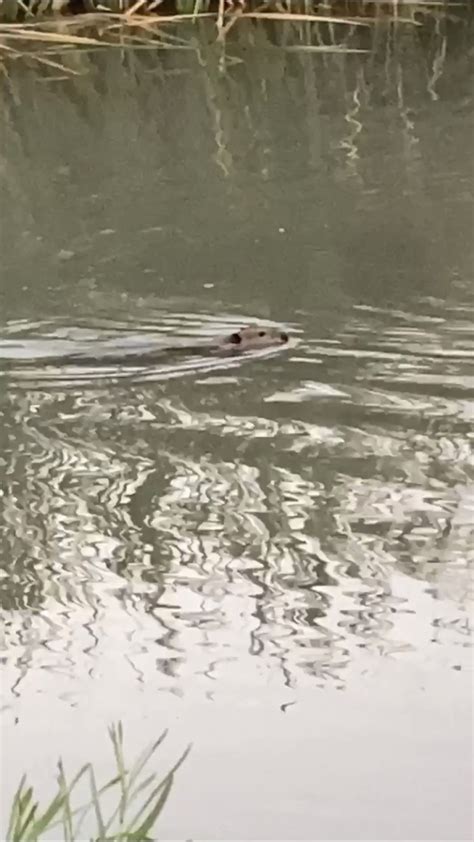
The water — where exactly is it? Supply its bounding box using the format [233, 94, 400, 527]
[1, 13, 473, 840]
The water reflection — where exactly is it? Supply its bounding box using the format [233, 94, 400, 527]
[0, 17, 472, 833]
[1, 292, 472, 700]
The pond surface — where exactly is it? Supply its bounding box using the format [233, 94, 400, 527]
[1, 12, 473, 840]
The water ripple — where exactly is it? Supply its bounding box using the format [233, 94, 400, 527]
[1, 300, 472, 700]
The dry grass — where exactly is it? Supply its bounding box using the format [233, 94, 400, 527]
[0, 1, 461, 75]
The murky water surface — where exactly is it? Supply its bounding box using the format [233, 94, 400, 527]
[1, 13, 473, 840]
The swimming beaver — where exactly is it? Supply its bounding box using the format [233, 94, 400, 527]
[218, 325, 289, 352]
[9, 324, 289, 370]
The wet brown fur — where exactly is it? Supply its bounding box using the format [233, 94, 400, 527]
[218, 325, 289, 352]
[9, 325, 289, 369]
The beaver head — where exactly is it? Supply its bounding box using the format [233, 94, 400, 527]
[218, 325, 289, 352]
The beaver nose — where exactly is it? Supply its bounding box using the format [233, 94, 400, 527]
[280, 331, 289, 343]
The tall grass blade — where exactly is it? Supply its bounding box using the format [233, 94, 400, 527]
[55, 773, 122, 839]
[7, 728, 187, 841]
[109, 721, 128, 827]
[87, 765, 106, 840]
[128, 729, 168, 785]
[15, 802, 38, 842]
[128, 772, 158, 806]
[125, 0, 149, 15]
[242, 12, 370, 26]
[129, 772, 173, 842]
[127, 774, 174, 840]
[0, 29, 107, 45]
[22, 792, 67, 841]
[40, 763, 90, 837]
[6, 775, 26, 842]
[127, 745, 191, 834]
[57, 761, 73, 842]
[283, 45, 369, 53]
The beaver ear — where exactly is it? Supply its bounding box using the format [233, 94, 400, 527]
[229, 332, 242, 344]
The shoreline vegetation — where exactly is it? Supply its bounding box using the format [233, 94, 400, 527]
[0, 2, 467, 64]
[7, 723, 189, 842]
[0, 3, 470, 194]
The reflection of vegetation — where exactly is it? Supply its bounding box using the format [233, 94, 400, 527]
[1, 7, 471, 311]
[8, 722, 189, 842]
[2, 370, 471, 691]
[0, 0, 437, 30]
[0, 4, 472, 694]
[0, 0, 464, 73]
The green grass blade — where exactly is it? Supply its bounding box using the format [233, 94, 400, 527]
[109, 721, 128, 826]
[17, 785, 34, 828]
[15, 801, 37, 842]
[18, 786, 33, 813]
[6, 726, 188, 842]
[96, 771, 139, 836]
[87, 765, 106, 840]
[128, 730, 168, 786]
[25, 792, 68, 841]
[126, 774, 174, 839]
[128, 772, 157, 806]
[57, 761, 73, 842]
[7, 776, 26, 842]
[52, 774, 121, 838]
[127, 745, 191, 834]
[42, 763, 96, 837]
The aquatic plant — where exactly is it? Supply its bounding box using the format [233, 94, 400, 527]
[0, 0, 446, 75]
[0, 0, 433, 35]
[6, 722, 190, 842]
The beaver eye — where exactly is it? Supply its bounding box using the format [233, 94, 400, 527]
[258, 331, 266, 337]
[229, 332, 242, 344]
[280, 332, 288, 342]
